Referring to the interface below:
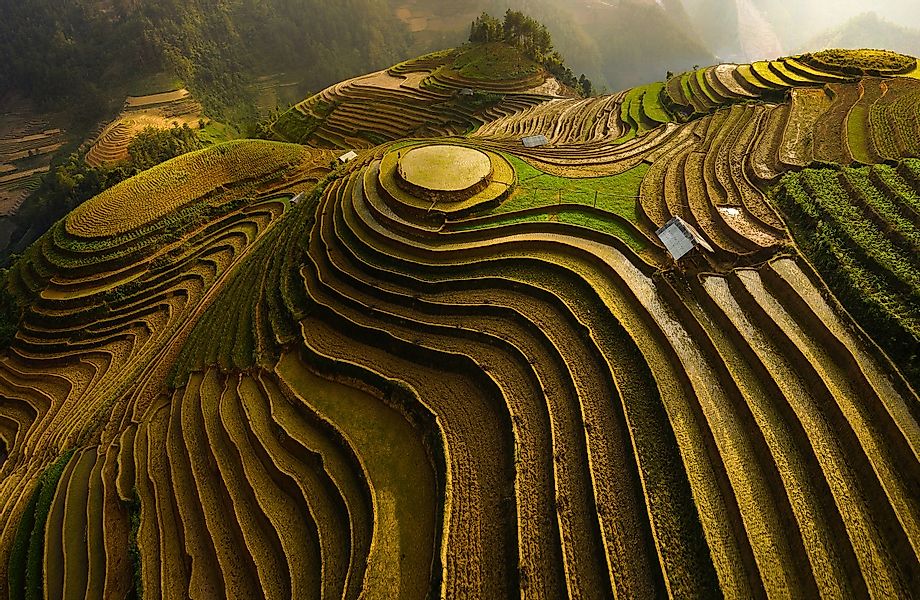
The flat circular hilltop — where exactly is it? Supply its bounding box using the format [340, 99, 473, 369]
[397, 145, 492, 193]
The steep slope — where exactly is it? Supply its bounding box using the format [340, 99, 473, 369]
[270, 43, 578, 149]
[0, 48, 918, 599]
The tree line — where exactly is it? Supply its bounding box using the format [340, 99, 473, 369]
[470, 10, 593, 97]
[0, 0, 412, 124]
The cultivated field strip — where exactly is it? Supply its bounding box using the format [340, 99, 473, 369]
[473, 93, 627, 145]
[271, 54, 572, 149]
[3, 49, 920, 599]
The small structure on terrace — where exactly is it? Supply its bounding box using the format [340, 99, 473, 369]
[656, 216, 714, 261]
[338, 150, 358, 164]
[522, 134, 548, 148]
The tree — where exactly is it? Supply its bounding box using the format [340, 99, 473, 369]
[470, 10, 594, 98]
[470, 13, 502, 43]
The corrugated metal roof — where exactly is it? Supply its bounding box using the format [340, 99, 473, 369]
[338, 150, 358, 163]
[521, 135, 548, 148]
[656, 216, 714, 260]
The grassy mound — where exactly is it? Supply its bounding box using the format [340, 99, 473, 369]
[445, 43, 544, 82]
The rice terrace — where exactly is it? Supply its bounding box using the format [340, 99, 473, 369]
[1, 12, 920, 600]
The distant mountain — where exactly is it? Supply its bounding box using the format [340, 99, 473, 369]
[677, 0, 792, 61]
[680, 1, 920, 62]
[564, 0, 716, 89]
[802, 12, 920, 57]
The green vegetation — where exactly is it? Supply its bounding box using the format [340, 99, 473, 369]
[469, 11, 593, 96]
[450, 43, 541, 82]
[616, 83, 674, 141]
[0, 0, 412, 122]
[127, 124, 203, 173]
[7, 450, 76, 600]
[804, 49, 917, 74]
[455, 156, 649, 252]
[0, 269, 23, 350]
[502, 156, 647, 221]
[169, 178, 331, 384]
[270, 100, 336, 145]
[126, 494, 143, 600]
[773, 160, 920, 388]
[457, 90, 505, 110]
[198, 120, 240, 146]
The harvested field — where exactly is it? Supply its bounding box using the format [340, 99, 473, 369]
[85, 89, 204, 168]
[0, 98, 68, 217]
[271, 45, 575, 149]
[2, 47, 919, 600]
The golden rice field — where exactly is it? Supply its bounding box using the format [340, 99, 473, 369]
[85, 89, 204, 168]
[0, 46, 918, 599]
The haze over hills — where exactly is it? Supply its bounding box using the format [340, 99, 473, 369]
[4, 0, 918, 122]
[679, 0, 920, 62]
[804, 12, 920, 58]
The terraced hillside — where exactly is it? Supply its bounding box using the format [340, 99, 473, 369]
[0, 105, 67, 219]
[1, 46, 919, 599]
[271, 43, 576, 150]
[85, 90, 204, 168]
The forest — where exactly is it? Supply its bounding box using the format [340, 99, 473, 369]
[0, 0, 412, 123]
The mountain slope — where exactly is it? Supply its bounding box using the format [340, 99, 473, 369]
[804, 12, 920, 57]
[0, 47, 919, 598]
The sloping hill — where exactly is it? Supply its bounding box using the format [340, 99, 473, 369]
[0, 48, 918, 599]
[271, 43, 577, 149]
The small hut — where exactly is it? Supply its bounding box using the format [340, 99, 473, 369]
[656, 216, 714, 261]
[521, 134, 548, 148]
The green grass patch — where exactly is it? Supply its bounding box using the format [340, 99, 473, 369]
[499, 155, 648, 222]
[641, 82, 672, 124]
[197, 121, 240, 146]
[846, 104, 870, 163]
[126, 71, 185, 97]
[614, 82, 674, 141]
[447, 43, 542, 82]
[457, 155, 650, 251]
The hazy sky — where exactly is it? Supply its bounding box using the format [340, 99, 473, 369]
[674, 0, 920, 61]
[748, 0, 920, 42]
[792, 0, 920, 28]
